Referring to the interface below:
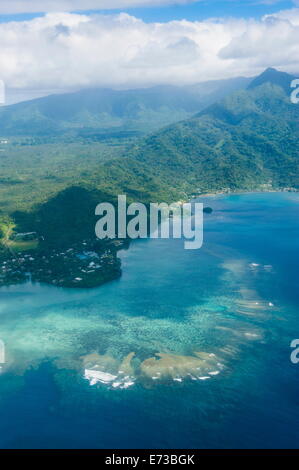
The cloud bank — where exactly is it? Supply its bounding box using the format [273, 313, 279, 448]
[0, 9, 298, 95]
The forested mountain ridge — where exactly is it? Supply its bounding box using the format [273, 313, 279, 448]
[0, 77, 251, 138]
[1, 69, 298, 249]
[126, 69, 299, 193]
[0, 68, 298, 287]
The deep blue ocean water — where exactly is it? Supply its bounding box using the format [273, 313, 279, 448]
[0, 192, 298, 449]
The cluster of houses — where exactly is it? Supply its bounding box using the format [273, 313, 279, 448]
[0, 240, 122, 288]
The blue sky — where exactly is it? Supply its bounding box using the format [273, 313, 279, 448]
[1, 0, 298, 103]
[0, 1, 296, 23]
[81, 1, 295, 22]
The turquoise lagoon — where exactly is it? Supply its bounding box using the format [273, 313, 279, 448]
[0, 192, 298, 448]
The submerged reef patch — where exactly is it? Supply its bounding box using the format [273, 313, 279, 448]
[82, 350, 224, 388]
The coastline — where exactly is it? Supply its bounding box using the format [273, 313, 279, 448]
[0, 238, 126, 290]
[1, 189, 298, 291]
[194, 188, 299, 198]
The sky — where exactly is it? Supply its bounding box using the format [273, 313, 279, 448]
[0, 0, 298, 103]
[0, 1, 296, 23]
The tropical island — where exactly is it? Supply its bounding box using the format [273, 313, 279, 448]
[0, 68, 298, 289]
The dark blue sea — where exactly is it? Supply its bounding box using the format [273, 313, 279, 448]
[0, 192, 298, 449]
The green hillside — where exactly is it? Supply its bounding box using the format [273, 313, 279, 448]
[0, 77, 251, 139]
[1, 68, 298, 248]
[127, 69, 299, 193]
[0, 68, 298, 287]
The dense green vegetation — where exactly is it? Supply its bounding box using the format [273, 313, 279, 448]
[128, 81, 299, 193]
[0, 68, 298, 287]
[1, 69, 298, 238]
[0, 140, 130, 215]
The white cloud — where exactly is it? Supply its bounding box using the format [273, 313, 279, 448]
[0, 0, 197, 14]
[220, 9, 299, 67]
[0, 9, 298, 97]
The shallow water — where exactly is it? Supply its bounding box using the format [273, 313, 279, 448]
[0, 192, 298, 449]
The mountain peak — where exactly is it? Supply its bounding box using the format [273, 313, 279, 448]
[248, 67, 295, 93]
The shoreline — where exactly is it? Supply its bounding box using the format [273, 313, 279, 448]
[0, 189, 298, 291]
[194, 188, 299, 198]
[0, 239, 126, 290]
